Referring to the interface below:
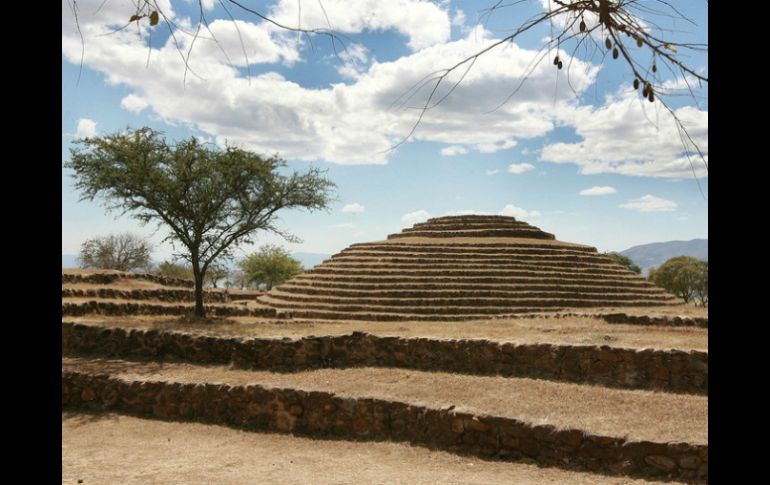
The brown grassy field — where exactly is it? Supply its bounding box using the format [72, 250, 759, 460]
[62, 264, 707, 482]
[63, 356, 707, 444]
[62, 413, 688, 485]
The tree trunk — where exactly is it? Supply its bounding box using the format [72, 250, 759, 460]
[192, 259, 205, 318]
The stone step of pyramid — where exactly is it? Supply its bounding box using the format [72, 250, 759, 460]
[388, 229, 556, 240]
[424, 215, 534, 224]
[264, 289, 677, 308]
[290, 273, 664, 288]
[63, 412, 693, 485]
[345, 242, 598, 253]
[306, 266, 654, 280]
[62, 357, 707, 482]
[280, 281, 667, 295]
[334, 243, 599, 257]
[331, 253, 617, 264]
[278, 308, 552, 321]
[318, 261, 634, 275]
[258, 295, 678, 315]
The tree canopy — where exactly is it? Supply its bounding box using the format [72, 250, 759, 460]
[648, 255, 707, 306]
[77, 233, 152, 272]
[155, 260, 194, 281]
[66, 127, 335, 317]
[238, 245, 304, 290]
[604, 252, 641, 274]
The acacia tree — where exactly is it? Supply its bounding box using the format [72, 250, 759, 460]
[238, 244, 303, 290]
[155, 260, 194, 281]
[78, 233, 153, 272]
[66, 127, 335, 318]
[693, 260, 707, 307]
[648, 255, 706, 305]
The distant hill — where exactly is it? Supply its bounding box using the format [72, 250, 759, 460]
[620, 239, 708, 275]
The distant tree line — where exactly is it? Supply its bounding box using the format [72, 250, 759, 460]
[78, 233, 305, 291]
[648, 256, 708, 307]
[605, 251, 707, 307]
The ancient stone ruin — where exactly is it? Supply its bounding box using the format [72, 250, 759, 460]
[259, 215, 678, 320]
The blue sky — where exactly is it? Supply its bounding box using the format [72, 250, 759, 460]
[62, 0, 708, 261]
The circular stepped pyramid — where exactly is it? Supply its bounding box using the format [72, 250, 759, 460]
[259, 215, 680, 320]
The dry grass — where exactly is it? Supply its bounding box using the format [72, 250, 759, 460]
[63, 357, 707, 444]
[65, 315, 708, 351]
[62, 413, 686, 485]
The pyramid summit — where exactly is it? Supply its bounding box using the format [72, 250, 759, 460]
[389, 215, 555, 240]
[259, 215, 679, 320]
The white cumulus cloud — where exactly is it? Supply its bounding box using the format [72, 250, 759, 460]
[499, 204, 541, 219]
[619, 195, 677, 212]
[507, 163, 535, 174]
[579, 186, 616, 196]
[476, 139, 517, 154]
[341, 203, 365, 213]
[485, 169, 499, 176]
[75, 118, 97, 138]
[270, 0, 451, 51]
[62, 7, 600, 166]
[542, 90, 708, 178]
[402, 209, 431, 225]
[120, 94, 149, 113]
[441, 145, 469, 156]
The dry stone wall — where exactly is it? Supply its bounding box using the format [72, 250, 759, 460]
[62, 288, 230, 303]
[62, 272, 195, 288]
[62, 323, 707, 394]
[61, 302, 276, 318]
[62, 371, 707, 482]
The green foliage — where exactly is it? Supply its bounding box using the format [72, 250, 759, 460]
[155, 260, 194, 281]
[204, 262, 230, 288]
[604, 252, 642, 274]
[66, 127, 335, 317]
[77, 233, 152, 272]
[648, 256, 708, 306]
[693, 260, 708, 307]
[224, 270, 251, 290]
[238, 245, 304, 290]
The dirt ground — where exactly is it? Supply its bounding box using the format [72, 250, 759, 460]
[62, 413, 689, 485]
[66, 314, 708, 351]
[64, 357, 707, 444]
